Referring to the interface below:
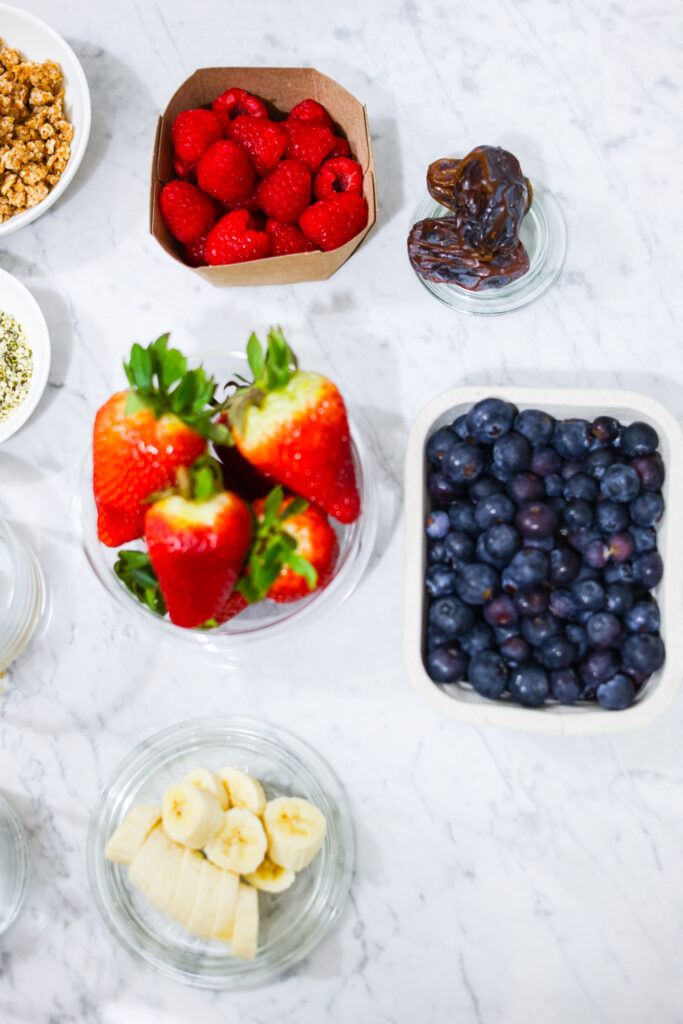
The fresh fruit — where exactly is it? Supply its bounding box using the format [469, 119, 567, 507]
[197, 139, 256, 206]
[183, 767, 230, 810]
[205, 209, 271, 266]
[161, 781, 224, 848]
[313, 157, 363, 200]
[182, 232, 209, 267]
[172, 108, 223, 163]
[212, 88, 268, 134]
[283, 121, 335, 172]
[244, 855, 295, 893]
[159, 181, 217, 243]
[214, 417, 274, 499]
[299, 192, 368, 251]
[254, 159, 312, 224]
[328, 137, 351, 158]
[211, 868, 240, 942]
[263, 797, 326, 871]
[216, 768, 266, 816]
[186, 857, 224, 938]
[230, 883, 259, 960]
[173, 154, 197, 182]
[166, 847, 205, 925]
[146, 842, 185, 915]
[265, 219, 318, 256]
[229, 116, 288, 175]
[227, 329, 360, 524]
[128, 826, 176, 895]
[104, 804, 161, 865]
[287, 99, 334, 130]
[203, 807, 268, 874]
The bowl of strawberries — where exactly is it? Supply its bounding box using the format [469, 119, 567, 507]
[78, 330, 377, 641]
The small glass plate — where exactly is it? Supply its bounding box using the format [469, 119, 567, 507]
[87, 717, 355, 989]
[409, 180, 566, 315]
[0, 793, 28, 935]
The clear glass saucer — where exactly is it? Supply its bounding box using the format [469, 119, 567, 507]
[87, 717, 355, 989]
[0, 793, 28, 935]
[409, 180, 566, 315]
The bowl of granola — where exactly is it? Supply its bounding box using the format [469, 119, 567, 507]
[0, 4, 90, 236]
[0, 267, 50, 443]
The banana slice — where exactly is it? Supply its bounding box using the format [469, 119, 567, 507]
[230, 883, 259, 960]
[128, 826, 175, 895]
[203, 808, 267, 875]
[210, 869, 240, 943]
[105, 803, 161, 865]
[263, 797, 326, 871]
[244, 854, 296, 893]
[166, 847, 205, 927]
[161, 782, 224, 849]
[145, 842, 185, 914]
[186, 856, 224, 939]
[217, 767, 266, 816]
[183, 767, 229, 811]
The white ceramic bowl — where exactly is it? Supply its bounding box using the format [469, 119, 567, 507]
[404, 387, 683, 734]
[0, 268, 50, 443]
[0, 4, 91, 237]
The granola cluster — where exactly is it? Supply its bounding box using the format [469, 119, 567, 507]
[0, 39, 73, 223]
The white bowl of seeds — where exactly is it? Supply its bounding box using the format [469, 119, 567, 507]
[0, 268, 50, 444]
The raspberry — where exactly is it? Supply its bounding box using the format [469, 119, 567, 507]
[197, 140, 256, 206]
[265, 219, 318, 256]
[287, 99, 334, 131]
[159, 181, 217, 243]
[183, 233, 208, 266]
[299, 192, 368, 251]
[205, 209, 272, 265]
[313, 157, 363, 200]
[328, 137, 351, 158]
[173, 154, 197, 182]
[254, 159, 311, 224]
[229, 116, 288, 175]
[212, 88, 268, 134]
[172, 109, 223, 164]
[282, 122, 335, 173]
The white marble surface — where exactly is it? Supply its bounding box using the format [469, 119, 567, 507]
[2, 0, 683, 1020]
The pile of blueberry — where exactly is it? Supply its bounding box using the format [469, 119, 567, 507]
[424, 397, 665, 710]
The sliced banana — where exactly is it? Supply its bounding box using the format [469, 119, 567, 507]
[186, 856, 224, 939]
[203, 807, 267, 875]
[183, 767, 229, 811]
[230, 883, 259, 960]
[263, 797, 326, 871]
[210, 869, 240, 943]
[166, 847, 205, 927]
[104, 803, 161, 865]
[145, 842, 185, 915]
[244, 854, 296, 894]
[161, 781, 224, 849]
[128, 826, 174, 895]
[217, 767, 266, 816]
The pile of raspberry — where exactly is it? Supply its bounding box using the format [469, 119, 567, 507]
[159, 89, 369, 267]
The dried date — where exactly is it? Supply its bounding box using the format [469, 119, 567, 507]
[407, 215, 530, 292]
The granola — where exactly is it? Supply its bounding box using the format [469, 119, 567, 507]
[0, 38, 73, 223]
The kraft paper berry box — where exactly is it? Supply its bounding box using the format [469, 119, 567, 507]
[150, 67, 377, 286]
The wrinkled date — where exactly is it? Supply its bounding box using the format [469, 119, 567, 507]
[408, 215, 530, 291]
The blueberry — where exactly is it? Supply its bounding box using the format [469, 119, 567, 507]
[483, 594, 518, 628]
[629, 492, 664, 527]
[507, 548, 549, 587]
[476, 524, 521, 567]
[584, 447, 617, 480]
[583, 539, 609, 569]
[553, 419, 592, 459]
[586, 612, 622, 648]
[620, 421, 659, 457]
[591, 416, 621, 445]
[567, 527, 601, 553]
[493, 624, 519, 645]
[537, 637, 578, 670]
[466, 398, 515, 445]
[460, 622, 494, 657]
[605, 583, 635, 616]
[572, 578, 605, 612]
[551, 668, 583, 703]
[566, 623, 589, 659]
[428, 597, 475, 640]
[489, 462, 514, 484]
[515, 408, 555, 447]
[605, 533, 634, 563]
[493, 432, 532, 474]
[531, 447, 562, 477]
[563, 473, 599, 502]
[448, 501, 478, 536]
[544, 473, 564, 497]
[562, 499, 594, 530]
[523, 535, 555, 552]
[595, 501, 629, 534]
[521, 612, 559, 647]
[600, 464, 641, 503]
[425, 564, 459, 599]
[507, 472, 545, 506]
[427, 472, 464, 503]
[450, 413, 471, 440]
[622, 633, 665, 675]
[425, 510, 450, 539]
[633, 551, 663, 588]
[426, 427, 456, 467]
[468, 650, 508, 698]
[575, 564, 601, 582]
[630, 526, 656, 553]
[468, 474, 501, 501]
[580, 649, 620, 690]
[425, 645, 467, 683]
[630, 453, 665, 491]
[443, 530, 475, 568]
[455, 563, 500, 606]
[561, 459, 584, 481]
[442, 442, 486, 484]
[625, 601, 660, 634]
[501, 567, 520, 595]
[499, 636, 531, 663]
[549, 588, 579, 620]
[509, 665, 550, 707]
[548, 547, 580, 587]
[427, 539, 448, 564]
[514, 588, 548, 617]
[516, 501, 558, 539]
[596, 674, 636, 710]
[603, 561, 635, 585]
[474, 493, 515, 531]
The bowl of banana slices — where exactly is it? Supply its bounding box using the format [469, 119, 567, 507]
[87, 716, 354, 988]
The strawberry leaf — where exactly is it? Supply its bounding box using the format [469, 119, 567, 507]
[114, 550, 166, 616]
[161, 348, 187, 390]
[262, 485, 284, 529]
[246, 332, 265, 380]
[284, 552, 318, 589]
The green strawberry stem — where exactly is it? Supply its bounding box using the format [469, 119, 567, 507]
[176, 455, 224, 503]
[227, 328, 299, 437]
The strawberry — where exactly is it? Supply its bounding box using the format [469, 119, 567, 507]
[282, 121, 335, 173]
[251, 493, 338, 602]
[254, 159, 311, 224]
[328, 137, 351, 158]
[229, 116, 288, 175]
[159, 181, 217, 243]
[173, 153, 197, 182]
[265, 219, 318, 256]
[287, 99, 334, 131]
[227, 329, 360, 524]
[214, 413, 274, 500]
[299, 192, 368, 251]
[93, 335, 230, 547]
[172, 109, 223, 164]
[313, 157, 363, 200]
[212, 88, 268, 134]
[143, 458, 253, 628]
[205, 209, 271, 266]
[197, 140, 256, 206]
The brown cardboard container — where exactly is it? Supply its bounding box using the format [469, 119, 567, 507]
[150, 67, 377, 286]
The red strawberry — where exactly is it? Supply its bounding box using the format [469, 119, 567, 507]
[283, 122, 335, 173]
[313, 157, 363, 200]
[229, 116, 288, 175]
[287, 99, 334, 131]
[254, 159, 311, 224]
[159, 181, 217, 243]
[265, 219, 318, 256]
[328, 137, 351, 158]
[212, 88, 268, 134]
[182, 232, 208, 267]
[205, 210, 271, 266]
[300, 192, 368, 251]
[173, 154, 197, 182]
[227, 330, 360, 523]
[252, 493, 338, 602]
[197, 140, 256, 206]
[172, 109, 223, 163]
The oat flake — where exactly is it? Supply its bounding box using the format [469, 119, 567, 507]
[0, 310, 32, 424]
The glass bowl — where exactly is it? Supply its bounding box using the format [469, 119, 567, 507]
[409, 179, 566, 315]
[0, 792, 28, 935]
[0, 519, 45, 671]
[76, 351, 378, 646]
[87, 717, 355, 989]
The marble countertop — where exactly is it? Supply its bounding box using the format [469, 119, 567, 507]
[2, 0, 683, 1020]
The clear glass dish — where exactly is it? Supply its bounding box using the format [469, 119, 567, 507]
[0, 792, 28, 935]
[409, 179, 566, 315]
[75, 351, 378, 646]
[0, 519, 44, 671]
[87, 717, 355, 989]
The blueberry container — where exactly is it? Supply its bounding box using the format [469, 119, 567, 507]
[404, 387, 683, 733]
